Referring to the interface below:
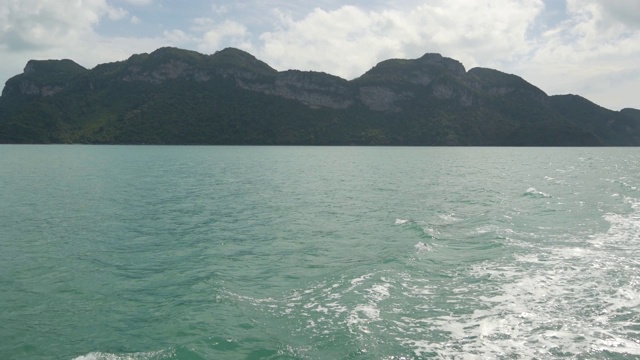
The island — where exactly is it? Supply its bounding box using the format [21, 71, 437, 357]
[1, 47, 639, 145]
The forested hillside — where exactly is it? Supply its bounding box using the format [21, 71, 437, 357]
[1, 47, 638, 145]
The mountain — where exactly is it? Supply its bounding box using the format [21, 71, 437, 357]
[1, 47, 639, 145]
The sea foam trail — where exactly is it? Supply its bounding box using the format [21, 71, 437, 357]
[429, 196, 640, 359]
[4, 146, 640, 360]
[73, 349, 174, 360]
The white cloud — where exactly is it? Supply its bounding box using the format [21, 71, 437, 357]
[163, 29, 193, 43]
[198, 20, 252, 53]
[124, 0, 152, 6]
[256, 1, 544, 79]
[130, 15, 141, 24]
[589, 0, 640, 29]
[107, 7, 129, 21]
[250, 0, 639, 109]
[513, 0, 640, 109]
[188, 16, 253, 53]
[0, 0, 164, 85]
[0, 0, 138, 52]
[0, 0, 105, 51]
[191, 17, 217, 32]
[212, 4, 229, 15]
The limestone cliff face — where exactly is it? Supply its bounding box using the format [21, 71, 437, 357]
[2, 59, 86, 97]
[104, 47, 355, 109]
[103, 50, 486, 112]
[122, 60, 192, 83]
[214, 67, 262, 81]
[1, 49, 526, 112]
[119, 60, 262, 84]
[238, 70, 353, 109]
[466, 67, 547, 102]
[430, 82, 474, 106]
[358, 86, 413, 112]
[105, 47, 275, 84]
[353, 53, 472, 111]
[15, 81, 65, 96]
[2, 47, 639, 146]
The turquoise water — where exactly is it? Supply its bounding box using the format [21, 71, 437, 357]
[1, 146, 639, 359]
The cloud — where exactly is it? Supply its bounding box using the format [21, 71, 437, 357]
[0, 0, 166, 86]
[1, 0, 101, 51]
[513, 0, 640, 109]
[123, 0, 152, 6]
[248, 0, 639, 109]
[256, 0, 544, 79]
[198, 20, 252, 53]
[0, 0, 130, 51]
[589, 0, 640, 29]
[211, 4, 229, 15]
[188, 16, 253, 53]
[163, 29, 193, 44]
[107, 7, 129, 21]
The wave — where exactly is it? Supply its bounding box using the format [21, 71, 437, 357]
[524, 187, 552, 198]
[414, 241, 432, 253]
[72, 349, 176, 360]
[218, 269, 439, 358]
[71, 346, 209, 360]
[448, 195, 640, 359]
[394, 218, 409, 225]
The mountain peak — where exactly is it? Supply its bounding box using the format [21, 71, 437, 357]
[1, 59, 87, 98]
[23, 59, 86, 75]
[417, 53, 466, 75]
[210, 48, 276, 75]
[149, 47, 202, 59]
[213, 47, 253, 57]
[356, 53, 465, 86]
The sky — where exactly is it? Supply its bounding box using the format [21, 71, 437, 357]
[1, 0, 639, 111]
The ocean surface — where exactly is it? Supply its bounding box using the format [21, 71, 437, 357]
[1, 146, 639, 359]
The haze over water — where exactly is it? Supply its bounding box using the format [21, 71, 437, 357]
[1, 146, 639, 359]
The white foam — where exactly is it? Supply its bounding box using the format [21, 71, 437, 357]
[218, 200, 640, 359]
[422, 227, 440, 238]
[438, 213, 460, 223]
[515, 254, 541, 263]
[325, 301, 348, 314]
[366, 283, 392, 301]
[473, 225, 500, 234]
[346, 273, 373, 293]
[394, 218, 409, 225]
[595, 197, 640, 252]
[414, 241, 432, 253]
[350, 273, 372, 287]
[73, 350, 171, 360]
[416, 195, 640, 358]
[347, 304, 382, 334]
[354, 304, 381, 320]
[525, 187, 552, 198]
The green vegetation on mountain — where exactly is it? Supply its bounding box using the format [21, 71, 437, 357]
[1, 47, 638, 145]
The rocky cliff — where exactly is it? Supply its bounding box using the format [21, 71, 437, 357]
[1, 47, 639, 145]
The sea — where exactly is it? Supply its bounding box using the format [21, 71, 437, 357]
[1, 145, 639, 360]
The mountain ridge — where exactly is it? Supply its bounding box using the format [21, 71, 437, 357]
[1, 47, 639, 145]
